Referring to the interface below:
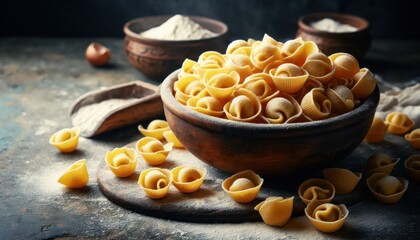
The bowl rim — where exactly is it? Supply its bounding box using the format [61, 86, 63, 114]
[123, 15, 228, 44]
[161, 70, 380, 138]
[298, 12, 370, 36]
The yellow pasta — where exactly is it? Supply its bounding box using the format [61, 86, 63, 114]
[405, 129, 420, 150]
[263, 93, 302, 124]
[49, 126, 80, 153]
[301, 88, 331, 121]
[365, 116, 389, 143]
[171, 165, 206, 193]
[322, 168, 361, 194]
[254, 196, 294, 227]
[364, 153, 400, 175]
[351, 68, 377, 99]
[302, 52, 336, 83]
[222, 170, 264, 203]
[105, 147, 137, 177]
[269, 63, 309, 94]
[163, 130, 184, 148]
[281, 37, 319, 66]
[136, 137, 173, 166]
[404, 155, 420, 182]
[198, 51, 226, 67]
[385, 112, 414, 135]
[305, 202, 349, 233]
[326, 85, 355, 114]
[251, 40, 282, 70]
[224, 54, 254, 83]
[241, 73, 279, 105]
[138, 120, 170, 140]
[226, 39, 251, 56]
[367, 173, 408, 204]
[58, 159, 88, 188]
[329, 53, 360, 78]
[204, 71, 240, 100]
[298, 178, 335, 205]
[138, 168, 172, 199]
[178, 58, 197, 78]
[223, 88, 262, 122]
[174, 75, 205, 105]
[186, 96, 224, 117]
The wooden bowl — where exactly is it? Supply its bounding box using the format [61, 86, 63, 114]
[296, 12, 371, 60]
[124, 15, 228, 80]
[160, 70, 380, 176]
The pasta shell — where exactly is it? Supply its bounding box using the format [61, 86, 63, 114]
[281, 38, 319, 66]
[186, 96, 224, 118]
[326, 85, 355, 114]
[298, 178, 335, 205]
[262, 60, 285, 74]
[364, 153, 400, 175]
[262, 33, 283, 48]
[138, 168, 172, 199]
[366, 173, 408, 204]
[254, 196, 294, 227]
[163, 130, 184, 149]
[329, 53, 360, 78]
[171, 165, 207, 193]
[222, 170, 264, 203]
[364, 116, 389, 143]
[302, 52, 336, 84]
[405, 129, 420, 149]
[223, 88, 262, 123]
[105, 147, 137, 177]
[327, 77, 356, 90]
[205, 71, 240, 100]
[290, 78, 324, 104]
[136, 137, 173, 166]
[263, 93, 303, 124]
[138, 120, 170, 140]
[226, 39, 251, 55]
[241, 73, 279, 105]
[251, 41, 282, 70]
[58, 159, 88, 188]
[174, 75, 205, 105]
[351, 68, 377, 99]
[322, 168, 362, 194]
[198, 51, 226, 67]
[193, 59, 224, 79]
[224, 54, 254, 83]
[305, 202, 349, 233]
[269, 63, 309, 94]
[385, 112, 414, 135]
[404, 155, 420, 182]
[300, 88, 331, 121]
[178, 58, 197, 78]
[49, 126, 80, 153]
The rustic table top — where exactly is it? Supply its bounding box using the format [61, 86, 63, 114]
[0, 38, 419, 240]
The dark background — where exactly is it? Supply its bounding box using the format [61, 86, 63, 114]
[2, 0, 420, 40]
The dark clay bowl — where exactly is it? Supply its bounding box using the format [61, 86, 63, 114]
[161, 70, 380, 177]
[296, 12, 371, 60]
[124, 15, 228, 80]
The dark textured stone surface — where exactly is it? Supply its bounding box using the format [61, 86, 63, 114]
[0, 38, 419, 239]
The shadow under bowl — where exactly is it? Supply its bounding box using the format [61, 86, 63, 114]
[161, 70, 380, 176]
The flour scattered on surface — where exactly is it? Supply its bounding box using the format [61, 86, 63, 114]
[140, 15, 217, 40]
[310, 18, 358, 33]
[36, 119, 58, 135]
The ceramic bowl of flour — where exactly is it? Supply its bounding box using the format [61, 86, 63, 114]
[124, 15, 228, 80]
[296, 12, 371, 60]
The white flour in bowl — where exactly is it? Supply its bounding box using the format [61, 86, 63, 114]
[310, 18, 358, 33]
[140, 14, 217, 40]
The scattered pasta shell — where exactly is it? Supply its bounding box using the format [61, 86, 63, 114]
[366, 173, 408, 204]
[269, 63, 309, 94]
[301, 88, 331, 121]
[364, 116, 389, 143]
[254, 196, 294, 227]
[351, 68, 377, 99]
[405, 129, 420, 149]
[49, 126, 80, 153]
[363, 153, 400, 175]
[322, 168, 361, 194]
[224, 88, 262, 123]
[298, 178, 335, 205]
[138, 120, 170, 140]
[305, 202, 349, 233]
[222, 170, 264, 203]
[163, 130, 184, 149]
[105, 147, 137, 177]
[263, 93, 303, 124]
[404, 155, 420, 182]
[136, 137, 173, 166]
[58, 159, 88, 188]
[171, 166, 207, 193]
[138, 168, 172, 199]
[385, 112, 414, 135]
[329, 52, 360, 78]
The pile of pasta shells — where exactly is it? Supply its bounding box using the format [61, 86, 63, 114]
[173, 34, 377, 123]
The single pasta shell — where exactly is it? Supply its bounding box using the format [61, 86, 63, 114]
[262, 60, 285, 73]
[251, 41, 282, 70]
[138, 120, 170, 140]
[193, 61, 224, 80]
[49, 126, 80, 153]
[222, 170, 264, 203]
[254, 196, 294, 227]
[224, 54, 253, 83]
[186, 96, 225, 118]
[263, 93, 303, 124]
[178, 58, 197, 78]
[351, 68, 377, 99]
[105, 147, 137, 178]
[366, 173, 409, 204]
[302, 59, 336, 84]
[290, 78, 324, 104]
[174, 75, 204, 105]
[385, 112, 414, 135]
[326, 85, 354, 114]
[305, 202, 349, 233]
[300, 88, 331, 121]
[322, 168, 361, 194]
[205, 71, 240, 100]
[405, 129, 420, 150]
[163, 130, 184, 149]
[404, 155, 420, 182]
[224, 88, 262, 123]
[198, 51, 226, 67]
[138, 168, 172, 199]
[270, 67, 309, 94]
[136, 137, 173, 166]
[363, 153, 400, 175]
[58, 159, 89, 188]
[298, 178, 335, 205]
[171, 166, 207, 193]
[329, 52, 360, 78]
[226, 39, 250, 55]
[364, 116, 389, 143]
[283, 40, 319, 66]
